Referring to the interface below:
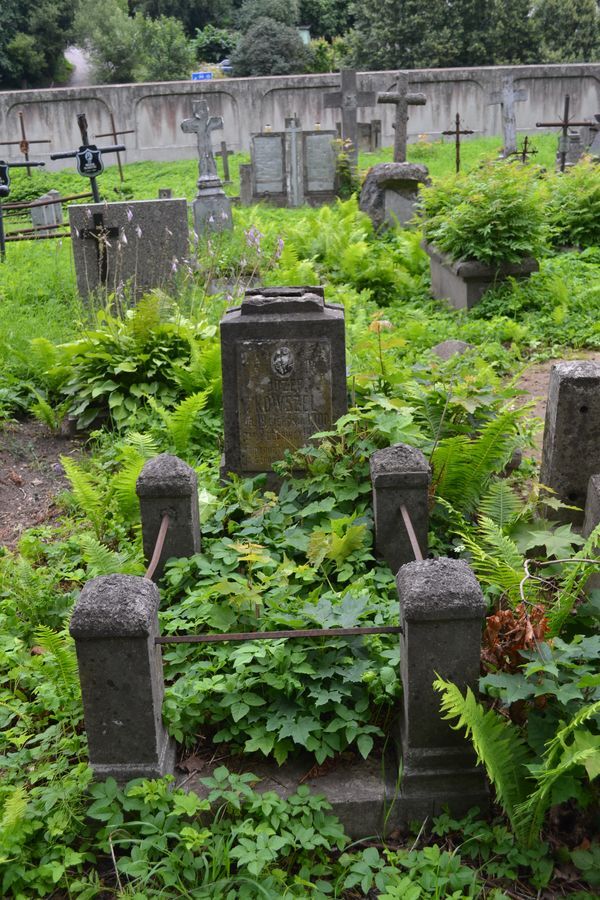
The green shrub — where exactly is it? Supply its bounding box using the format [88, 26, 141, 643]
[547, 160, 600, 248]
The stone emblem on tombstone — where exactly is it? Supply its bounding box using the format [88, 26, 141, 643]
[220, 286, 347, 483]
[180, 100, 232, 235]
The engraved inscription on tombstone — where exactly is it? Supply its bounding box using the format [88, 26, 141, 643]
[220, 287, 347, 481]
[304, 132, 336, 194]
[252, 135, 285, 195]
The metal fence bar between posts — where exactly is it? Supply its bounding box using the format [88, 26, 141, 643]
[144, 513, 170, 581]
[400, 503, 424, 561]
[2, 191, 93, 210]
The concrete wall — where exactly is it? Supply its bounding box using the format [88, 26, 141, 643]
[0, 64, 598, 171]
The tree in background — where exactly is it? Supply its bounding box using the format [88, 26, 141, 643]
[533, 0, 600, 62]
[0, 0, 75, 88]
[193, 25, 239, 63]
[231, 17, 310, 75]
[299, 0, 352, 41]
[134, 15, 195, 81]
[129, 0, 236, 33]
[236, 0, 300, 32]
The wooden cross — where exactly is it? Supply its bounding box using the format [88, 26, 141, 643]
[215, 140, 234, 182]
[377, 71, 427, 163]
[488, 76, 528, 156]
[324, 69, 376, 166]
[78, 211, 120, 284]
[442, 113, 474, 173]
[180, 100, 223, 182]
[536, 95, 592, 172]
[50, 113, 126, 202]
[95, 112, 135, 183]
[0, 112, 51, 176]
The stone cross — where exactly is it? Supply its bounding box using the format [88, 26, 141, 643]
[488, 76, 528, 157]
[324, 69, 376, 166]
[377, 71, 427, 163]
[78, 211, 120, 284]
[181, 100, 223, 181]
[285, 115, 303, 207]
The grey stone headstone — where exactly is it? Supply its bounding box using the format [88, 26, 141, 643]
[432, 339, 473, 360]
[540, 360, 600, 523]
[239, 164, 253, 206]
[303, 131, 337, 198]
[31, 190, 63, 235]
[220, 287, 347, 481]
[558, 130, 584, 168]
[68, 199, 189, 300]
[360, 162, 430, 230]
[252, 134, 286, 199]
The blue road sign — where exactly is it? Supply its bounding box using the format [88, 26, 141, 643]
[191, 72, 213, 81]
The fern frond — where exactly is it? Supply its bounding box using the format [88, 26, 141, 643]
[459, 515, 526, 605]
[78, 534, 143, 578]
[433, 677, 531, 843]
[1, 786, 28, 829]
[111, 448, 146, 522]
[479, 481, 522, 528]
[61, 457, 105, 538]
[514, 700, 600, 847]
[124, 431, 159, 457]
[165, 390, 210, 455]
[547, 523, 600, 637]
[33, 625, 79, 693]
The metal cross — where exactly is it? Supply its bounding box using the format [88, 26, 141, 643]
[95, 113, 135, 183]
[536, 95, 593, 172]
[488, 76, 528, 157]
[180, 100, 223, 182]
[324, 69, 376, 166]
[215, 140, 234, 182]
[78, 211, 120, 285]
[442, 113, 475, 173]
[377, 71, 427, 163]
[50, 113, 126, 202]
[0, 158, 45, 260]
[0, 112, 51, 176]
[507, 135, 538, 165]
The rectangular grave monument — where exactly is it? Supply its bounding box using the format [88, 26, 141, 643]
[303, 131, 337, 201]
[68, 199, 189, 300]
[252, 133, 287, 204]
[220, 287, 347, 481]
[249, 126, 337, 207]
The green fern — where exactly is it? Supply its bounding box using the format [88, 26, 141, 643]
[547, 523, 600, 637]
[78, 533, 143, 578]
[61, 457, 105, 538]
[124, 431, 160, 456]
[514, 700, 600, 847]
[111, 447, 147, 522]
[459, 515, 527, 605]
[478, 481, 522, 529]
[166, 391, 210, 455]
[33, 626, 79, 694]
[433, 676, 531, 844]
[1, 786, 28, 829]
[30, 390, 71, 433]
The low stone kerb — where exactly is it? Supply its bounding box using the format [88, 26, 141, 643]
[136, 454, 197, 498]
[70, 574, 160, 638]
[397, 558, 486, 621]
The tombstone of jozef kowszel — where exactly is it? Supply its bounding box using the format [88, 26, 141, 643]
[68, 199, 189, 299]
[220, 287, 347, 482]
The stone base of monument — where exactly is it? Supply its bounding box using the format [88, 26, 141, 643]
[359, 162, 430, 230]
[424, 242, 539, 310]
[193, 176, 233, 234]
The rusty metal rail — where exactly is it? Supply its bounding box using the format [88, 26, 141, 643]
[144, 514, 170, 581]
[400, 503, 424, 561]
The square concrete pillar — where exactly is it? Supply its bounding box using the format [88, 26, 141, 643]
[540, 361, 600, 524]
[370, 444, 430, 574]
[583, 474, 600, 593]
[136, 454, 201, 581]
[395, 558, 488, 820]
[70, 574, 175, 781]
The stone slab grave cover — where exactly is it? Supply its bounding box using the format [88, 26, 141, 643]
[69, 199, 188, 299]
[360, 162, 430, 230]
[220, 287, 347, 481]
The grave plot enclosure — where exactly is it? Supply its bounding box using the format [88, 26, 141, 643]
[220, 287, 347, 480]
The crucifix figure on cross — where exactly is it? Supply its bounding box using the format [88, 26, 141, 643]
[324, 69, 376, 167]
[78, 211, 120, 286]
[488, 76, 528, 157]
[377, 72, 427, 163]
[181, 100, 223, 183]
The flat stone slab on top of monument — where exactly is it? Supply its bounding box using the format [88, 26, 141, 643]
[424, 241, 539, 310]
[220, 286, 347, 483]
[360, 162, 430, 230]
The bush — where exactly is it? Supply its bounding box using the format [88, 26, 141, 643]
[419, 163, 548, 264]
[546, 160, 600, 249]
[231, 16, 310, 76]
[192, 24, 238, 62]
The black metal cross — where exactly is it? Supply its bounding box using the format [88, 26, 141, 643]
[377, 71, 427, 163]
[324, 69, 376, 166]
[50, 113, 126, 202]
[442, 113, 475, 173]
[0, 158, 45, 260]
[536, 95, 592, 172]
[508, 135, 538, 165]
[0, 112, 51, 176]
[95, 112, 135, 183]
[78, 212, 120, 284]
[215, 140, 234, 182]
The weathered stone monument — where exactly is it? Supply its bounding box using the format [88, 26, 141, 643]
[360, 73, 428, 230]
[31, 189, 63, 235]
[181, 100, 232, 234]
[247, 118, 337, 208]
[488, 75, 528, 157]
[540, 360, 600, 523]
[220, 287, 347, 481]
[324, 69, 376, 167]
[68, 199, 189, 299]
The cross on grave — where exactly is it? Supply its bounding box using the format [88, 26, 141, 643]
[50, 113, 126, 203]
[0, 158, 45, 260]
[507, 135, 538, 165]
[488, 76, 528, 157]
[285, 115, 303, 207]
[536, 95, 593, 172]
[77, 211, 120, 285]
[377, 71, 427, 163]
[181, 100, 223, 183]
[215, 140, 234, 182]
[0, 112, 51, 177]
[324, 69, 376, 166]
[442, 113, 475, 173]
[95, 112, 135, 183]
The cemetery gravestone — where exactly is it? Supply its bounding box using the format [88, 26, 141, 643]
[30, 189, 63, 235]
[180, 100, 232, 234]
[249, 122, 336, 207]
[324, 69, 376, 167]
[359, 162, 430, 230]
[377, 71, 427, 164]
[488, 76, 527, 157]
[220, 287, 347, 481]
[69, 199, 188, 299]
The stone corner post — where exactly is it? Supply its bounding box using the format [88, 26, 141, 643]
[136, 454, 201, 581]
[395, 557, 489, 821]
[583, 474, 600, 593]
[69, 574, 175, 782]
[370, 443, 430, 574]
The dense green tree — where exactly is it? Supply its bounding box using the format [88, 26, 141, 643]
[193, 25, 239, 63]
[231, 16, 310, 75]
[488, 0, 540, 65]
[129, 0, 235, 33]
[533, 0, 600, 62]
[236, 0, 300, 32]
[133, 15, 196, 81]
[298, 0, 352, 40]
[0, 0, 75, 88]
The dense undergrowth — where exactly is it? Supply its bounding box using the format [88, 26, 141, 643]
[0, 142, 599, 897]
